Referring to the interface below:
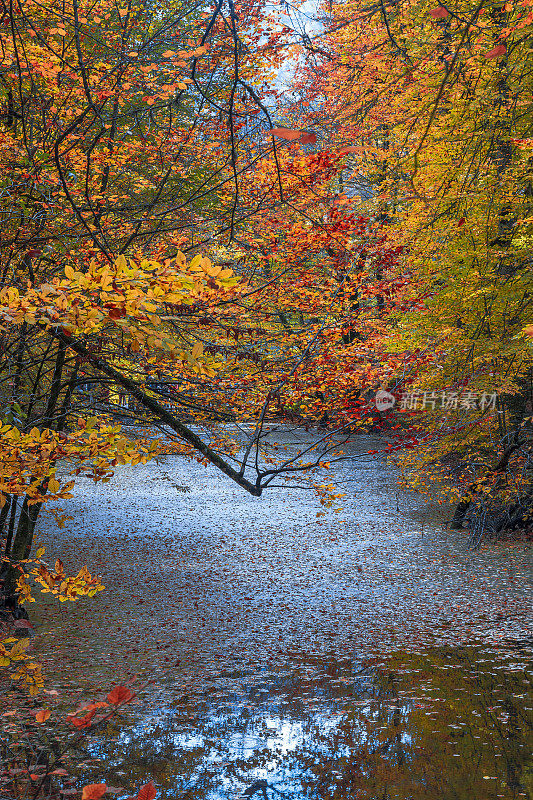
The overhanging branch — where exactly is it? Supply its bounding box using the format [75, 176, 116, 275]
[52, 329, 262, 496]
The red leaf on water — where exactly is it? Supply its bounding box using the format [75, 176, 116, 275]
[106, 685, 134, 705]
[67, 709, 96, 728]
[14, 619, 33, 629]
[136, 782, 157, 800]
[82, 784, 107, 800]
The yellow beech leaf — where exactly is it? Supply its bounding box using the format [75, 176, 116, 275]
[191, 341, 203, 359]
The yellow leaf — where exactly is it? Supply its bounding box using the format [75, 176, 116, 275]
[191, 341, 203, 359]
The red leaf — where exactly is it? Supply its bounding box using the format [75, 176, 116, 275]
[299, 131, 317, 144]
[429, 6, 448, 18]
[82, 784, 107, 800]
[136, 783, 157, 800]
[106, 305, 126, 319]
[14, 619, 33, 629]
[80, 701, 109, 713]
[458, 217, 465, 227]
[67, 709, 96, 728]
[106, 685, 134, 705]
[485, 44, 506, 59]
[264, 128, 304, 141]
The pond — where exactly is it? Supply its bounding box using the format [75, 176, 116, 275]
[28, 432, 533, 798]
[76, 644, 533, 800]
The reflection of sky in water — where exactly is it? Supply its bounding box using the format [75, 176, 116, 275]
[37, 432, 532, 799]
[83, 647, 532, 800]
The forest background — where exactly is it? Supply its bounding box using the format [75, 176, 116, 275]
[0, 0, 532, 785]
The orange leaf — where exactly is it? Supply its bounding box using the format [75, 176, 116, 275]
[485, 44, 506, 59]
[429, 7, 448, 18]
[35, 709, 51, 723]
[82, 785, 107, 800]
[107, 685, 134, 705]
[264, 128, 303, 141]
[136, 783, 157, 800]
[338, 146, 360, 154]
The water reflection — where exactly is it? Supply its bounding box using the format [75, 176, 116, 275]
[81, 645, 532, 800]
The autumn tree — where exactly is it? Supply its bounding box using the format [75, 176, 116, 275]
[1, 0, 401, 606]
[282, 0, 533, 540]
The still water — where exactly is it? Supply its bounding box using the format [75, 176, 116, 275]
[32, 432, 533, 799]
